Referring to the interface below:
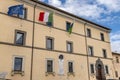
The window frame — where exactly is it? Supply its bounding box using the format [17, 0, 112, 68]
[66, 41, 73, 53]
[66, 21, 71, 31]
[46, 58, 54, 73]
[115, 71, 118, 77]
[18, 7, 27, 19]
[46, 37, 54, 50]
[90, 64, 95, 74]
[88, 46, 94, 56]
[87, 28, 91, 37]
[105, 65, 109, 74]
[100, 33, 105, 41]
[116, 56, 119, 63]
[68, 61, 74, 73]
[103, 49, 107, 58]
[12, 55, 25, 72]
[14, 30, 26, 45]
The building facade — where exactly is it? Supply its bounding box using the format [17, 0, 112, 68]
[0, 0, 115, 80]
[112, 52, 120, 80]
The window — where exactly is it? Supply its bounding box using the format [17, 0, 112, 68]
[116, 57, 119, 63]
[68, 62, 73, 73]
[47, 60, 53, 72]
[66, 22, 71, 31]
[18, 8, 27, 19]
[14, 57, 23, 71]
[15, 30, 26, 45]
[87, 28, 91, 37]
[88, 46, 94, 56]
[115, 71, 118, 77]
[100, 33, 104, 41]
[90, 64, 94, 73]
[46, 37, 54, 50]
[103, 49, 107, 58]
[105, 65, 109, 74]
[67, 41, 73, 53]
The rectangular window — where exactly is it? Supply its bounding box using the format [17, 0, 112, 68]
[105, 65, 109, 74]
[15, 30, 26, 45]
[116, 57, 119, 63]
[90, 64, 94, 73]
[46, 37, 54, 50]
[87, 28, 91, 37]
[100, 33, 104, 41]
[67, 41, 73, 53]
[18, 8, 27, 19]
[66, 22, 71, 31]
[68, 62, 73, 73]
[47, 60, 53, 72]
[14, 57, 23, 71]
[115, 71, 118, 77]
[88, 46, 94, 56]
[103, 49, 107, 58]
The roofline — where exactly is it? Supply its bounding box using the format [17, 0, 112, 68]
[112, 52, 120, 55]
[31, 0, 111, 31]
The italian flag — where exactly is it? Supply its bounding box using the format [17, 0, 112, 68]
[39, 12, 53, 23]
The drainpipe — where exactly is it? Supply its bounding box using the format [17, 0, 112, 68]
[84, 22, 90, 80]
[30, 3, 37, 80]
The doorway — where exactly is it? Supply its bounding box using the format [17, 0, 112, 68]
[97, 64, 103, 80]
[96, 59, 106, 80]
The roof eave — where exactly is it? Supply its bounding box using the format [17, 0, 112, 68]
[31, 0, 111, 31]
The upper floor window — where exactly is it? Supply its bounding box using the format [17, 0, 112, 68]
[67, 41, 73, 53]
[47, 60, 53, 72]
[66, 22, 71, 31]
[46, 37, 54, 50]
[13, 57, 23, 71]
[87, 28, 91, 37]
[116, 57, 119, 63]
[105, 65, 109, 74]
[90, 64, 94, 74]
[68, 62, 74, 73]
[100, 33, 104, 41]
[103, 49, 107, 58]
[115, 71, 118, 77]
[88, 46, 94, 56]
[15, 30, 26, 45]
[19, 8, 27, 19]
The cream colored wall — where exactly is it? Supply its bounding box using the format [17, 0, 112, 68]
[0, 0, 34, 21]
[88, 57, 115, 80]
[0, 0, 33, 80]
[86, 24, 112, 58]
[0, 0, 114, 80]
[0, 44, 31, 80]
[0, 0, 34, 46]
[112, 53, 120, 79]
[87, 38, 112, 58]
[32, 49, 88, 80]
[86, 25, 110, 42]
[34, 23, 87, 54]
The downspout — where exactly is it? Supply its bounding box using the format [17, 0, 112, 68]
[30, 3, 37, 80]
[84, 22, 90, 80]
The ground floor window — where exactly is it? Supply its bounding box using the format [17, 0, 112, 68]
[46, 59, 54, 72]
[68, 62, 74, 73]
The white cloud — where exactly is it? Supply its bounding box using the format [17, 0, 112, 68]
[110, 31, 120, 53]
[96, 0, 120, 12]
[39, 0, 45, 2]
[40, 0, 120, 20]
[47, 0, 62, 7]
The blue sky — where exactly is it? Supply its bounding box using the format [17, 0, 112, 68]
[40, 0, 120, 53]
